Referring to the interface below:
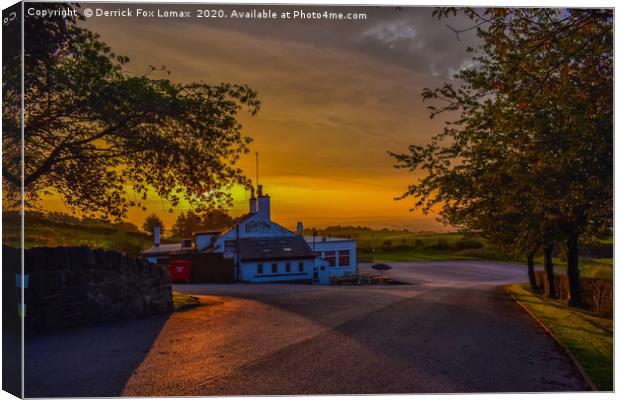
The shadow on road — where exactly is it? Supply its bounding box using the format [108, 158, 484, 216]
[190, 286, 587, 394]
[25, 313, 169, 397]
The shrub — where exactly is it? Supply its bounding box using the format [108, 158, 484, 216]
[380, 240, 393, 250]
[426, 238, 452, 250]
[454, 238, 484, 250]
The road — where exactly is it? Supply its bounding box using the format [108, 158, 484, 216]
[25, 260, 588, 396]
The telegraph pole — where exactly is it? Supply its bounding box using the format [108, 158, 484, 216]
[255, 152, 259, 188]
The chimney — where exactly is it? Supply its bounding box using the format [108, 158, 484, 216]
[153, 226, 161, 247]
[249, 186, 257, 214]
[296, 221, 303, 236]
[257, 185, 270, 222]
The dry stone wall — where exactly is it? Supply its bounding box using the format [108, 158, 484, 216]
[4, 246, 173, 334]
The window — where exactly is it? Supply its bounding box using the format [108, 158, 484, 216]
[285, 262, 291, 273]
[271, 263, 278, 274]
[338, 250, 350, 267]
[298, 262, 304, 272]
[257, 264, 263, 274]
[325, 251, 336, 267]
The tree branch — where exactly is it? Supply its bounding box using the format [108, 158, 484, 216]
[24, 115, 135, 186]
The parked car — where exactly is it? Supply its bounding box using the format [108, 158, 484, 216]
[371, 263, 391, 271]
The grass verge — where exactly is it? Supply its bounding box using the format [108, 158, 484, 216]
[504, 284, 613, 391]
[370, 250, 475, 262]
[172, 292, 201, 312]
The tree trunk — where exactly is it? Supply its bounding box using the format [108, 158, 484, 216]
[543, 243, 556, 298]
[527, 253, 538, 290]
[566, 232, 581, 307]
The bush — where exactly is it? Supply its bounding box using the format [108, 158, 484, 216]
[426, 238, 452, 251]
[454, 238, 484, 250]
[380, 240, 393, 250]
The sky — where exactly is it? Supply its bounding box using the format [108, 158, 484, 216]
[40, 3, 477, 232]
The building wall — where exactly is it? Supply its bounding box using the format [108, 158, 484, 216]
[213, 214, 295, 252]
[239, 259, 313, 283]
[194, 234, 215, 251]
[314, 258, 332, 284]
[309, 240, 357, 279]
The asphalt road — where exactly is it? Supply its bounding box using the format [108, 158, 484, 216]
[25, 260, 588, 396]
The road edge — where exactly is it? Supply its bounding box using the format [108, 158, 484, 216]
[508, 293, 598, 391]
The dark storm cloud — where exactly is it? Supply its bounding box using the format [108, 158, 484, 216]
[85, 3, 478, 79]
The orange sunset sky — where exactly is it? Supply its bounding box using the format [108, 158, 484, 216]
[40, 4, 477, 232]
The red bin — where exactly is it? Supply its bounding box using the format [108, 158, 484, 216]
[168, 259, 192, 283]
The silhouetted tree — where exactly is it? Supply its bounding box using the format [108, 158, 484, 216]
[171, 209, 233, 239]
[142, 214, 164, 235]
[2, 3, 259, 221]
[392, 9, 612, 304]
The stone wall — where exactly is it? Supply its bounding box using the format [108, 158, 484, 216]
[534, 271, 612, 316]
[6, 246, 173, 334]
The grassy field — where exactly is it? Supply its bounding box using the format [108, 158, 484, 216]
[504, 284, 613, 391]
[3, 211, 153, 256]
[581, 258, 614, 279]
[533, 256, 613, 280]
[308, 226, 512, 262]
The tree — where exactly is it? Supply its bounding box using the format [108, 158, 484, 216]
[2, 3, 260, 220]
[392, 8, 612, 304]
[142, 214, 164, 235]
[171, 209, 234, 239]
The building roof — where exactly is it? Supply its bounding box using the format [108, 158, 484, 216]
[238, 236, 316, 262]
[193, 230, 222, 236]
[215, 213, 253, 239]
[304, 235, 355, 244]
[142, 243, 184, 256]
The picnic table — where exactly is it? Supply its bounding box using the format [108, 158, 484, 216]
[330, 273, 392, 285]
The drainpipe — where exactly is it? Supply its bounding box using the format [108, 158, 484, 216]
[235, 224, 240, 281]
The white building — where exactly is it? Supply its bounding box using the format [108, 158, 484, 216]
[142, 185, 357, 284]
[305, 235, 358, 284]
[236, 236, 316, 283]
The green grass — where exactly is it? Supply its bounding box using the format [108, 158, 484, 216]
[533, 256, 613, 280]
[3, 210, 153, 256]
[314, 227, 510, 262]
[172, 292, 201, 312]
[504, 284, 613, 391]
[579, 258, 613, 280]
[369, 250, 475, 262]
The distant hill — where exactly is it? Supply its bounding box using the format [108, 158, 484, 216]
[303, 225, 493, 258]
[2, 211, 152, 256]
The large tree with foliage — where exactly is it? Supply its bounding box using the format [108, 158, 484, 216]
[392, 8, 612, 305]
[2, 3, 259, 220]
[142, 214, 164, 235]
[171, 209, 234, 239]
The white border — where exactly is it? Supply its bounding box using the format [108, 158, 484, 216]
[0, 2, 616, 400]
